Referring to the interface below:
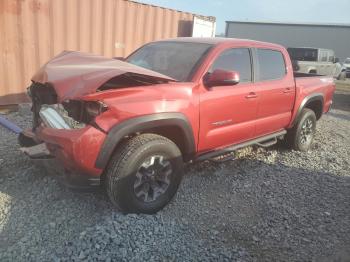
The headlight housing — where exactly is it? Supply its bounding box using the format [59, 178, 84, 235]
[62, 100, 108, 124]
[85, 101, 108, 118]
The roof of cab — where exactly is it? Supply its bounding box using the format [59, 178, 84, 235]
[157, 37, 284, 49]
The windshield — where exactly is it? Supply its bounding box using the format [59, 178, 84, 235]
[126, 41, 212, 81]
[287, 48, 318, 62]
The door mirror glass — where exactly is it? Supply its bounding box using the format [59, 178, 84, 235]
[204, 69, 240, 87]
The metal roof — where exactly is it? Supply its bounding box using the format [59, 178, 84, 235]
[132, 1, 216, 21]
[226, 20, 350, 28]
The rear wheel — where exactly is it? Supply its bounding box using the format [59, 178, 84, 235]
[285, 108, 316, 151]
[105, 133, 183, 214]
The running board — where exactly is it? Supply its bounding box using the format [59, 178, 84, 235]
[256, 137, 277, 148]
[210, 151, 236, 163]
[196, 130, 286, 162]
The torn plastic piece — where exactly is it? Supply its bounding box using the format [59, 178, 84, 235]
[20, 143, 51, 159]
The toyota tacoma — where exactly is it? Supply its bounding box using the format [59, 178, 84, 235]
[20, 38, 335, 213]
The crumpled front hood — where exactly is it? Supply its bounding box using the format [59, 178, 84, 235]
[31, 51, 175, 101]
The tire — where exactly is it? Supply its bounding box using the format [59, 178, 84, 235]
[105, 133, 183, 214]
[285, 108, 317, 151]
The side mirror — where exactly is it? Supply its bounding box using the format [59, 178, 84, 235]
[334, 57, 339, 63]
[204, 69, 240, 87]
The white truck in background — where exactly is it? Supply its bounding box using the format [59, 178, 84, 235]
[192, 15, 216, 37]
[287, 47, 345, 80]
[342, 58, 350, 78]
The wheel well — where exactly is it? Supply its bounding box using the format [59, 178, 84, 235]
[95, 113, 196, 170]
[305, 99, 323, 119]
[100, 125, 192, 183]
[309, 69, 317, 74]
[143, 125, 191, 161]
[106, 125, 193, 165]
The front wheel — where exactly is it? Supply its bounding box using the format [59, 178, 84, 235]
[105, 134, 183, 214]
[285, 108, 317, 151]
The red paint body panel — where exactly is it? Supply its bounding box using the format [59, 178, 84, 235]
[30, 38, 335, 178]
[288, 76, 335, 128]
[36, 125, 106, 176]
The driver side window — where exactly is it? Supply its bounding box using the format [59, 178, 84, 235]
[209, 48, 252, 82]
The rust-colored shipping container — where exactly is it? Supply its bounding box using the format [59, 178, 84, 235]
[0, 0, 213, 105]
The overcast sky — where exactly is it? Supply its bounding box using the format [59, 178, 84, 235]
[137, 0, 350, 34]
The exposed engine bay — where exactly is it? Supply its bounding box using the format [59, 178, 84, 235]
[29, 82, 92, 130]
[29, 73, 170, 130]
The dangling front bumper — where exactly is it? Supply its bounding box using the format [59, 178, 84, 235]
[19, 126, 106, 191]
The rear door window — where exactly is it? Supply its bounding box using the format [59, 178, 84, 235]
[209, 48, 252, 82]
[256, 49, 286, 81]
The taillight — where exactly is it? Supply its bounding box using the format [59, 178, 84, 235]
[85, 101, 108, 118]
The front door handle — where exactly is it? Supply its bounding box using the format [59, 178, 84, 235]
[283, 87, 293, 93]
[245, 92, 258, 99]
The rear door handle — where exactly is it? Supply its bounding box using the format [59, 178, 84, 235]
[245, 92, 258, 99]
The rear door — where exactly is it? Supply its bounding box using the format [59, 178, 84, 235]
[198, 47, 258, 152]
[253, 48, 295, 136]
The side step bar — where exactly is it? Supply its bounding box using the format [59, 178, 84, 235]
[196, 130, 286, 162]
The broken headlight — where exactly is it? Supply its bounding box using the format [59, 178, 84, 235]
[85, 101, 108, 119]
[61, 100, 108, 125]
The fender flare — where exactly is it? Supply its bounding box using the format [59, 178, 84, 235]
[291, 93, 324, 127]
[95, 113, 196, 169]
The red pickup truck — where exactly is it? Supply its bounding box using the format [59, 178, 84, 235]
[20, 38, 335, 213]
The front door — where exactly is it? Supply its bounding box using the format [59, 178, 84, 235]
[198, 48, 259, 152]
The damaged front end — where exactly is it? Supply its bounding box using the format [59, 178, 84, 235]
[24, 50, 174, 134]
[19, 51, 175, 190]
[20, 84, 109, 190]
[28, 82, 108, 132]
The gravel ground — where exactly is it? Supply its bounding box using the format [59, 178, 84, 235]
[0, 87, 349, 261]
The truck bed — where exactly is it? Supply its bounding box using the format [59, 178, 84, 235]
[292, 73, 335, 124]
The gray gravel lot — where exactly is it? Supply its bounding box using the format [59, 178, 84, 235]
[0, 87, 349, 261]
